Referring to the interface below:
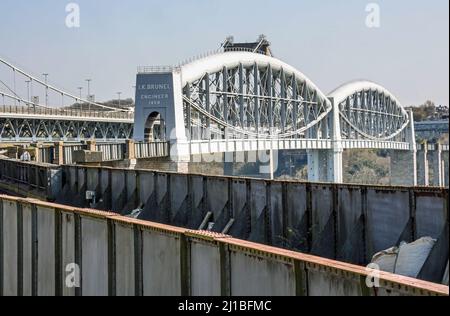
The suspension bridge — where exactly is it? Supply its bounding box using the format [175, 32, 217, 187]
[0, 57, 134, 142]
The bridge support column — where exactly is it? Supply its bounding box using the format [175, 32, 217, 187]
[443, 150, 449, 187]
[390, 150, 417, 186]
[390, 111, 417, 187]
[308, 97, 343, 183]
[307, 149, 343, 183]
[416, 143, 429, 186]
[125, 140, 135, 160]
[86, 140, 96, 152]
[53, 142, 64, 165]
[261, 150, 276, 180]
[430, 144, 443, 187]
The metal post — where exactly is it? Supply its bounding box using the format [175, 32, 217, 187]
[12, 69, 16, 106]
[78, 87, 83, 112]
[86, 79, 92, 112]
[253, 63, 260, 135]
[239, 63, 244, 128]
[25, 80, 31, 103]
[117, 92, 122, 108]
[205, 75, 211, 139]
[42, 73, 49, 106]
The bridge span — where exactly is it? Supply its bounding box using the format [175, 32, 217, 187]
[0, 56, 134, 142]
[0, 106, 133, 142]
[133, 47, 418, 185]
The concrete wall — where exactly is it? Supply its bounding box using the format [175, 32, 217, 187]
[0, 195, 447, 296]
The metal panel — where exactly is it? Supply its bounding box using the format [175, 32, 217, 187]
[36, 206, 56, 296]
[81, 216, 108, 296]
[2, 200, 18, 296]
[142, 229, 181, 296]
[22, 203, 33, 296]
[230, 251, 295, 296]
[114, 223, 135, 296]
[61, 211, 76, 296]
[190, 240, 221, 296]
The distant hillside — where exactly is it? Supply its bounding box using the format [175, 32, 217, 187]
[406, 101, 449, 122]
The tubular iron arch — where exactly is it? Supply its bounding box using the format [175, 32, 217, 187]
[180, 52, 332, 140]
[328, 80, 409, 141]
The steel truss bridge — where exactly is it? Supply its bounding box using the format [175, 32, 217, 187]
[133, 45, 416, 183]
[1, 41, 433, 185]
[0, 57, 134, 142]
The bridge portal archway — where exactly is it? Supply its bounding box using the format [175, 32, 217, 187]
[144, 111, 165, 141]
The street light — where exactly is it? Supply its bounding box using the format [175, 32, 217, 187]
[85, 79, 92, 111]
[78, 87, 83, 111]
[117, 92, 122, 108]
[25, 80, 31, 103]
[42, 73, 49, 106]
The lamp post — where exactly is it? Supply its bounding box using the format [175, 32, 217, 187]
[117, 92, 122, 108]
[85, 79, 92, 111]
[78, 87, 83, 111]
[25, 80, 31, 103]
[42, 73, 49, 106]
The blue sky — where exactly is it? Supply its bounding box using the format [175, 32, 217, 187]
[0, 0, 448, 106]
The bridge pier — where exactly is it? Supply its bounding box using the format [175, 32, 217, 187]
[429, 144, 443, 187]
[390, 111, 418, 187]
[390, 150, 417, 186]
[307, 148, 343, 183]
[307, 97, 343, 183]
[443, 150, 449, 187]
[416, 143, 429, 186]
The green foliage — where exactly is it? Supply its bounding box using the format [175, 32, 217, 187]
[344, 149, 390, 185]
[407, 100, 436, 121]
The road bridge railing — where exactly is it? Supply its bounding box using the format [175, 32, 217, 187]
[20, 141, 170, 165]
[0, 194, 447, 296]
[134, 141, 170, 159]
[0, 104, 134, 121]
[0, 159, 61, 200]
[187, 138, 411, 156]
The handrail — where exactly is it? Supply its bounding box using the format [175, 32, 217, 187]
[139, 47, 271, 72]
[0, 102, 135, 120]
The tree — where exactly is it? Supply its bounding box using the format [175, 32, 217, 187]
[408, 100, 436, 121]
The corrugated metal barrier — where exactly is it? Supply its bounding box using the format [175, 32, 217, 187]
[0, 195, 447, 296]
